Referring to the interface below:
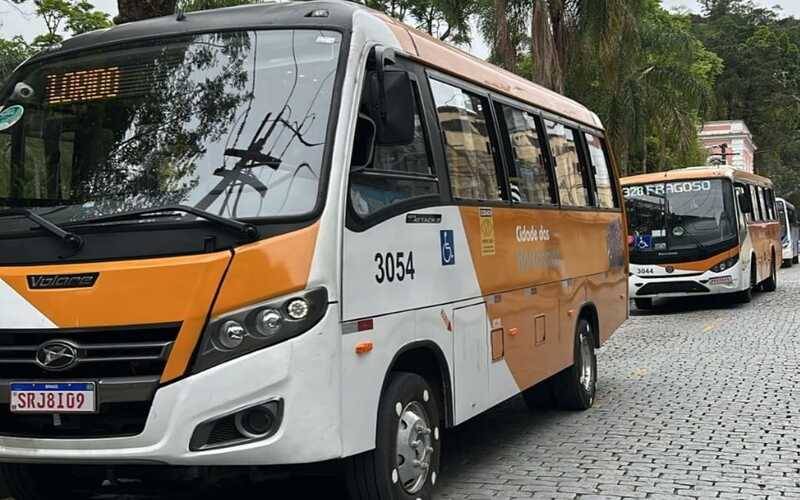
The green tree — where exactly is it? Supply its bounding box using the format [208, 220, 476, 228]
[0, 37, 33, 81]
[593, 1, 723, 174]
[28, 0, 111, 47]
[364, 0, 479, 44]
[691, 0, 800, 202]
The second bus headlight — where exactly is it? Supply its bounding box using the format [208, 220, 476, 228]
[711, 255, 739, 273]
[192, 287, 328, 374]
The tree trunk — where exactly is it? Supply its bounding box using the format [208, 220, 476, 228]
[494, 0, 517, 71]
[116, 0, 177, 24]
[531, 0, 564, 92]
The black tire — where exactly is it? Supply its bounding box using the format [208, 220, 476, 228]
[762, 255, 777, 292]
[734, 261, 757, 304]
[793, 255, 799, 265]
[522, 377, 556, 410]
[783, 258, 792, 269]
[1, 464, 101, 500]
[345, 372, 441, 500]
[634, 298, 653, 310]
[553, 318, 597, 411]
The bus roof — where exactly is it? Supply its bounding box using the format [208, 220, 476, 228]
[621, 166, 774, 188]
[23, 0, 603, 131]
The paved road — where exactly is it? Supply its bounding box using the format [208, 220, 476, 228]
[6, 266, 800, 499]
[437, 265, 800, 499]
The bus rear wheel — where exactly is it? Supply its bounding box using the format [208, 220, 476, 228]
[0, 464, 101, 500]
[345, 372, 441, 500]
[553, 318, 597, 411]
[793, 255, 799, 265]
[762, 257, 777, 292]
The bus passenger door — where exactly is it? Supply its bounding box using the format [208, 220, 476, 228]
[452, 303, 490, 423]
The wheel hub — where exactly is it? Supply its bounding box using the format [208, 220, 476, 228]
[579, 328, 595, 392]
[395, 401, 433, 494]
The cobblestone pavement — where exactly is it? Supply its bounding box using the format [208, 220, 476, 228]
[436, 265, 800, 500]
[6, 267, 800, 500]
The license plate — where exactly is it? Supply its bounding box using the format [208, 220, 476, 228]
[10, 382, 96, 414]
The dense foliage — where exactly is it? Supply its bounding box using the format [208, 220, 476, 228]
[1, 0, 799, 200]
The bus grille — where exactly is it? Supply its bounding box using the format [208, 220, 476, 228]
[0, 323, 180, 379]
[0, 323, 180, 438]
[637, 282, 710, 296]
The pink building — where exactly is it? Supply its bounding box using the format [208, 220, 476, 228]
[698, 120, 757, 173]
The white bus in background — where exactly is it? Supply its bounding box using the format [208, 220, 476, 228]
[777, 197, 800, 267]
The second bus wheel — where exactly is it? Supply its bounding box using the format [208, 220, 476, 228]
[762, 256, 778, 292]
[553, 318, 597, 411]
[1, 464, 101, 500]
[345, 372, 442, 500]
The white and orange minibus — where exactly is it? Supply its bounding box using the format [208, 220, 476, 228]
[622, 167, 781, 309]
[0, 2, 628, 498]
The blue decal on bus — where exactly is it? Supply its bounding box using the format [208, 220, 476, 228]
[440, 230, 455, 266]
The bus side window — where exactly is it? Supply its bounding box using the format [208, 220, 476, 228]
[757, 187, 768, 221]
[735, 184, 750, 228]
[584, 133, 618, 209]
[348, 83, 438, 219]
[495, 103, 556, 205]
[767, 189, 776, 220]
[429, 78, 507, 202]
[750, 185, 762, 221]
[544, 119, 591, 207]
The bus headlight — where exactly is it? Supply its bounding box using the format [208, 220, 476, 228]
[711, 255, 739, 273]
[192, 287, 328, 374]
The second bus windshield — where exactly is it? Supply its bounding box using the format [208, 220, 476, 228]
[624, 179, 738, 255]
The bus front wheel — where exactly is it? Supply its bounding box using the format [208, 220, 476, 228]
[553, 318, 597, 411]
[634, 298, 653, 310]
[345, 372, 442, 500]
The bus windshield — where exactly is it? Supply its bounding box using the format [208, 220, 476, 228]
[0, 29, 341, 234]
[624, 179, 738, 258]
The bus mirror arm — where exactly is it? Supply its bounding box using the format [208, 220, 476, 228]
[366, 47, 415, 147]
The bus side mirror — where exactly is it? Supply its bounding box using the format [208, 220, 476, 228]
[738, 193, 753, 214]
[366, 47, 415, 146]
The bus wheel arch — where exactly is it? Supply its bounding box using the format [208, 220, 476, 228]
[380, 341, 453, 429]
[345, 343, 449, 499]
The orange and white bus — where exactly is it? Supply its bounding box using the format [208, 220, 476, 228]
[622, 167, 781, 309]
[0, 2, 628, 498]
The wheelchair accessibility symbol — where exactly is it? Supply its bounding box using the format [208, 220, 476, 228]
[440, 230, 455, 266]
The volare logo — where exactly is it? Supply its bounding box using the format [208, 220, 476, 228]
[27, 273, 99, 290]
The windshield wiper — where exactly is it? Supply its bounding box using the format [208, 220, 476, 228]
[0, 208, 84, 250]
[67, 205, 259, 241]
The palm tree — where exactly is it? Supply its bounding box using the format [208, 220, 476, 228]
[529, 0, 640, 93]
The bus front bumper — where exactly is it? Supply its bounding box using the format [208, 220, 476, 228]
[0, 309, 342, 466]
[629, 263, 745, 299]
